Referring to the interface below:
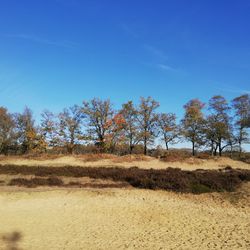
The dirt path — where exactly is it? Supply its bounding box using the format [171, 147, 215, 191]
[0, 187, 249, 249]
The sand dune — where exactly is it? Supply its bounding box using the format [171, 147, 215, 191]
[0, 185, 249, 250]
[0, 155, 249, 170]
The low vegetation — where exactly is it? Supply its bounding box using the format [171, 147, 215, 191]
[8, 177, 128, 189]
[1, 164, 249, 194]
[9, 176, 63, 188]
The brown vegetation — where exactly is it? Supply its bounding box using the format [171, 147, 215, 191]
[159, 150, 191, 162]
[1, 164, 249, 194]
[8, 176, 129, 189]
[9, 176, 64, 188]
[76, 153, 117, 162]
[111, 154, 150, 163]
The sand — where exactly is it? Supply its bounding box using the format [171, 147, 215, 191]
[0, 185, 249, 250]
[0, 155, 249, 170]
[0, 156, 249, 249]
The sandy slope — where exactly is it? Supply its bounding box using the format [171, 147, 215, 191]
[0, 155, 249, 170]
[0, 186, 249, 250]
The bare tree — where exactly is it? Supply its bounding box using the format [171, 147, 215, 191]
[120, 101, 141, 154]
[0, 107, 15, 154]
[58, 105, 83, 154]
[82, 98, 114, 152]
[40, 110, 59, 149]
[204, 115, 219, 156]
[156, 113, 179, 150]
[137, 97, 159, 155]
[208, 95, 232, 156]
[15, 107, 38, 154]
[181, 99, 205, 156]
[232, 94, 250, 157]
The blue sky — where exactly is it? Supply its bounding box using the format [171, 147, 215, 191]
[0, 0, 249, 148]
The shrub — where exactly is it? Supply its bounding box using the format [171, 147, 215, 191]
[2, 164, 250, 194]
[160, 150, 191, 162]
[9, 176, 63, 188]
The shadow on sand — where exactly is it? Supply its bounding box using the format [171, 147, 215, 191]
[1, 231, 22, 250]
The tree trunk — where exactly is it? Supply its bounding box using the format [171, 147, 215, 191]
[239, 141, 242, 158]
[129, 137, 133, 154]
[98, 137, 105, 153]
[239, 127, 243, 158]
[129, 146, 132, 154]
[69, 135, 75, 154]
[219, 144, 222, 157]
[144, 137, 147, 155]
[210, 141, 214, 156]
[1, 144, 8, 155]
[214, 144, 218, 156]
[192, 141, 195, 156]
[67, 143, 74, 154]
[165, 142, 169, 150]
[129, 145, 134, 154]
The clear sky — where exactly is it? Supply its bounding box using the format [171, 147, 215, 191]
[0, 1, 249, 125]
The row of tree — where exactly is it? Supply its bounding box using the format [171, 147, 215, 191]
[0, 95, 249, 156]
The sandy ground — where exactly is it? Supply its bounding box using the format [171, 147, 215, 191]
[0, 155, 249, 170]
[0, 185, 249, 250]
[0, 156, 249, 249]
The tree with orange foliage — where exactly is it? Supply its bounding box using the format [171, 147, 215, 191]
[104, 113, 126, 153]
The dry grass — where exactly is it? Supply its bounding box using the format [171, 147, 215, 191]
[0, 154, 250, 171]
[111, 154, 151, 163]
[75, 153, 151, 163]
[75, 153, 117, 162]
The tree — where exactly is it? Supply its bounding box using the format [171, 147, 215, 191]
[232, 94, 250, 156]
[82, 98, 114, 152]
[120, 101, 141, 154]
[181, 99, 205, 156]
[156, 113, 179, 150]
[208, 95, 232, 156]
[40, 110, 59, 149]
[0, 107, 15, 154]
[204, 115, 219, 156]
[15, 107, 37, 154]
[137, 97, 159, 155]
[104, 113, 126, 153]
[58, 105, 83, 154]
